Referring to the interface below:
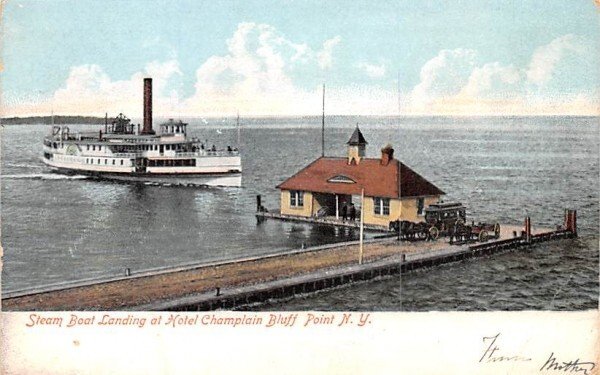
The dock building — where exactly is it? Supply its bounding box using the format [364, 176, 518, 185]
[277, 126, 445, 229]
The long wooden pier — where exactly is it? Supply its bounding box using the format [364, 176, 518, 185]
[1, 211, 578, 311]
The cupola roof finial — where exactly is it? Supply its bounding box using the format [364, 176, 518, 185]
[347, 124, 368, 146]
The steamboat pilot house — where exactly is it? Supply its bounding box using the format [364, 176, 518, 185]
[276, 126, 445, 229]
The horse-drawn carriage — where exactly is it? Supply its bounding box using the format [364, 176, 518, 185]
[449, 221, 501, 244]
[389, 220, 431, 240]
[389, 201, 500, 243]
[424, 202, 467, 239]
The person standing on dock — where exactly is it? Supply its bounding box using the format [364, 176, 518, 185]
[349, 203, 356, 221]
[341, 202, 348, 221]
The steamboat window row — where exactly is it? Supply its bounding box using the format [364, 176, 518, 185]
[148, 159, 196, 167]
[85, 158, 126, 166]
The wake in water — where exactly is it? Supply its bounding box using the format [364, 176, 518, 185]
[1, 173, 89, 180]
[4, 162, 46, 169]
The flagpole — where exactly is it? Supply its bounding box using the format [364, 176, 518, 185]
[398, 70, 403, 311]
[359, 188, 365, 265]
[321, 84, 325, 157]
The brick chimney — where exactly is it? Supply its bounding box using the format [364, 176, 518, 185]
[380, 144, 394, 165]
[142, 78, 155, 135]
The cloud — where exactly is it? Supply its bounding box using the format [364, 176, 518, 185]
[184, 23, 303, 115]
[357, 62, 386, 79]
[403, 36, 597, 115]
[47, 60, 181, 116]
[183, 23, 344, 115]
[4, 28, 596, 117]
[4, 22, 354, 117]
[410, 48, 477, 105]
[526, 34, 583, 85]
[459, 62, 522, 98]
[317, 36, 342, 70]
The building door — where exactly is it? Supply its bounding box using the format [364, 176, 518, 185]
[159, 145, 164, 155]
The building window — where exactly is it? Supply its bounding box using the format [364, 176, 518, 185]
[86, 145, 90, 151]
[99, 146, 102, 151]
[374, 197, 390, 216]
[290, 190, 304, 207]
[120, 160, 124, 165]
[112, 159, 115, 165]
[327, 175, 356, 184]
[92, 145, 96, 151]
[97, 159, 101, 164]
[417, 198, 425, 216]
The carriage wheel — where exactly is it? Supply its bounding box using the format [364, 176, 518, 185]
[478, 230, 489, 242]
[494, 223, 501, 239]
[429, 227, 439, 240]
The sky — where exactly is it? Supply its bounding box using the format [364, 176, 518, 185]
[1, 0, 599, 117]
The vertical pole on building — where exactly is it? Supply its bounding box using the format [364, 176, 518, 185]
[321, 84, 325, 157]
[359, 188, 365, 265]
[335, 194, 339, 220]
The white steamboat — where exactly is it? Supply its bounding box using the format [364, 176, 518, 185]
[42, 78, 242, 187]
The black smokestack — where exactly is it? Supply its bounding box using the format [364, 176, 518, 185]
[142, 78, 154, 134]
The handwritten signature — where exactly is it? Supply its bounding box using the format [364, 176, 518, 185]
[480, 333, 532, 363]
[540, 352, 596, 375]
[480, 333, 596, 375]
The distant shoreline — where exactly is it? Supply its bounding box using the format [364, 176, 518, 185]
[1, 114, 597, 125]
[1, 116, 110, 125]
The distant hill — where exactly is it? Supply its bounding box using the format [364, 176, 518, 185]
[1, 116, 114, 125]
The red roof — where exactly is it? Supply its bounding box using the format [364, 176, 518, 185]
[277, 157, 445, 198]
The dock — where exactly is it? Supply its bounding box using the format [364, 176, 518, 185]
[256, 210, 390, 232]
[1, 211, 577, 311]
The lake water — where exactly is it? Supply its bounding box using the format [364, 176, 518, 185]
[1, 116, 598, 310]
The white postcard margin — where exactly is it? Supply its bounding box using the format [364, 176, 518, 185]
[1, 310, 598, 374]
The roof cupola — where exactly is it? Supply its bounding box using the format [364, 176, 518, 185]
[347, 125, 367, 165]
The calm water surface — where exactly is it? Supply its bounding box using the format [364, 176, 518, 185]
[1, 116, 598, 310]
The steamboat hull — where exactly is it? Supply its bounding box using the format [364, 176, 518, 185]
[43, 159, 242, 187]
[100, 172, 242, 187]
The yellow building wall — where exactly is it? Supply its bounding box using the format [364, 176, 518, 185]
[280, 190, 313, 217]
[398, 196, 439, 222]
[280, 190, 440, 227]
[363, 197, 402, 227]
[363, 195, 440, 226]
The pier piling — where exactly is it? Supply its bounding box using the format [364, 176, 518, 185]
[564, 209, 577, 236]
[524, 217, 532, 244]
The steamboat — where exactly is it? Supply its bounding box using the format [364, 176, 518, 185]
[42, 78, 242, 186]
